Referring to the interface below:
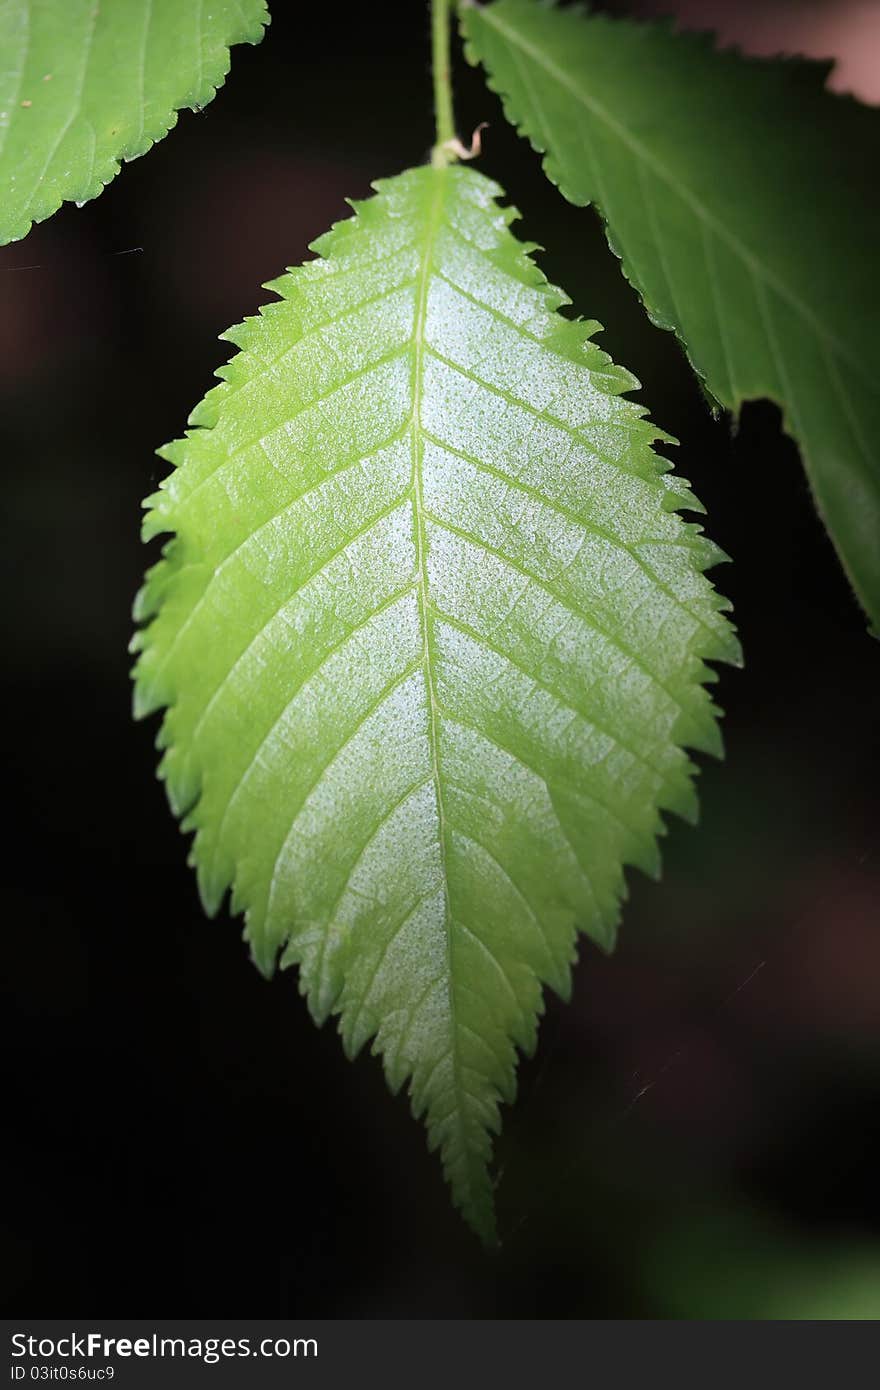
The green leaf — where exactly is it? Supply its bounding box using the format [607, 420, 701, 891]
[462, 0, 880, 631]
[0, 0, 268, 245]
[132, 163, 738, 1240]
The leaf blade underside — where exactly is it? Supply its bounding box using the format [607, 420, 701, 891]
[0, 0, 268, 245]
[462, 0, 880, 631]
[133, 164, 738, 1240]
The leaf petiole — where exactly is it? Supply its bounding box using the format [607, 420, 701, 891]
[431, 0, 457, 164]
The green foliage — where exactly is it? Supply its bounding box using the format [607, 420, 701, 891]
[462, 0, 880, 631]
[132, 163, 738, 1238]
[644, 1203, 880, 1320]
[0, 0, 268, 245]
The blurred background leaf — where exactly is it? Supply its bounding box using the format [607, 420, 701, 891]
[0, 0, 268, 246]
[463, 0, 880, 629]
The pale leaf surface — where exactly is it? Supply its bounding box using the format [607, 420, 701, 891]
[133, 164, 737, 1238]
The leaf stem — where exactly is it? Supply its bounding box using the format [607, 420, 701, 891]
[431, 0, 456, 165]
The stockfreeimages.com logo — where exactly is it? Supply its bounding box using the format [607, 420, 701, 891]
[11, 1332, 318, 1369]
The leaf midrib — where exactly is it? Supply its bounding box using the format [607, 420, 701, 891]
[410, 164, 483, 1212]
[477, 3, 870, 390]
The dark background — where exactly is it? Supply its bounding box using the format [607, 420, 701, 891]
[2, 0, 878, 1318]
